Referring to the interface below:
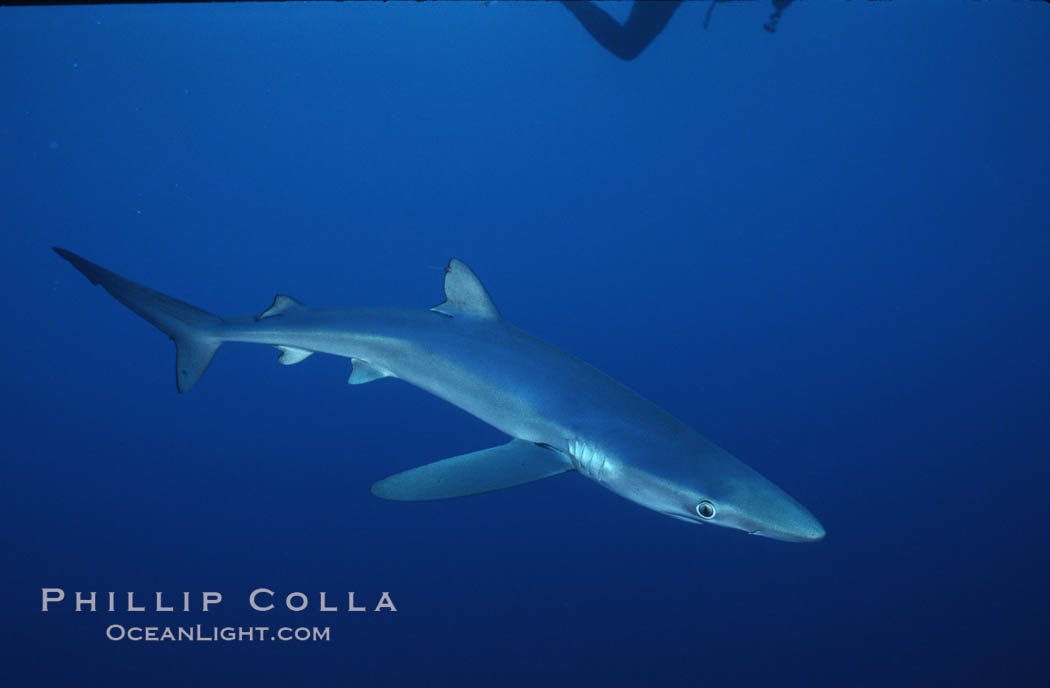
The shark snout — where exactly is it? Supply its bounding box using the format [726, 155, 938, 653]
[726, 468, 826, 543]
[751, 515, 825, 542]
[747, 499, 825, 543]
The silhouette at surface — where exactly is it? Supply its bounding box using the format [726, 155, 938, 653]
[560, 1, 683, 61]
[561, 1, 797, 60]
[764, 0, 795, 33]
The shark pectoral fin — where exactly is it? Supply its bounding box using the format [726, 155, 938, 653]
[370, 439, 572, 501]
[348, 358, 393, 385]
[275, 346, 313, 365]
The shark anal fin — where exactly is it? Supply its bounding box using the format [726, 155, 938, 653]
[276, 346, 313, 365]
[257, 294, 302, 320]
[349, 358, 392, 384]
[430, 258, 502, 320]
[370, 439, 572, 501]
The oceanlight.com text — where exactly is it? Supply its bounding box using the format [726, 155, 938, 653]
[105, 624, 330, 642]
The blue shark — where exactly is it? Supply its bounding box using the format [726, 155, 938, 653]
[53, 248, 824, 542]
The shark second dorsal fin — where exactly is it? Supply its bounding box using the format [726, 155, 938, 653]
[257, 294, 302, 321]
[430, 259, 501, 320]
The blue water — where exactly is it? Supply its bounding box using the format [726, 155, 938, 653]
[2, 2, 1048, 686]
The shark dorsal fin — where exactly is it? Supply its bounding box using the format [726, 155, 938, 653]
[430, 259, 501, 320]
[257, 294, 302, 320]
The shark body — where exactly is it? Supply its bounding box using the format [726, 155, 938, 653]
[54, 248, 824, 542]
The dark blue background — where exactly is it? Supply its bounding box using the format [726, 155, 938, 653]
[2, 2, 1048, 686]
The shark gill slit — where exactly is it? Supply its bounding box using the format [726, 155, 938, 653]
[570, 439, 607, 483]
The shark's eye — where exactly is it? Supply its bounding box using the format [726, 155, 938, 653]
[696, 501, 716, 519]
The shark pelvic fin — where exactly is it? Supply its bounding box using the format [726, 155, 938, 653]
[257, 294, 302, 320]
[430, 258, 502, 320]
[275, 346, 313, 365]
[348, 358, 393, 385]
[370, 439, 572, 501]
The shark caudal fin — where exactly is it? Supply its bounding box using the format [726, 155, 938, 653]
[53, 248, 224, 392]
